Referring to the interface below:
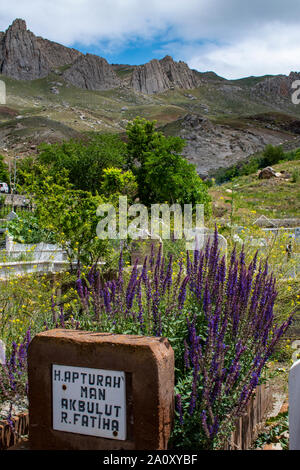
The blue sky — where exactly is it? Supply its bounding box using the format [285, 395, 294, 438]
[2, 0, 300, 79]
[73, 39, 170, 67]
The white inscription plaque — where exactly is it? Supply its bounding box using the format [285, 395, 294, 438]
[52, 364, 126, 440]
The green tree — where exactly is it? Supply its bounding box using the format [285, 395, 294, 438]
[262, 144, 284, 166]
[36, 134, 126, 194]
[126, 117, 211, 213]
[23, 167, 108, 268]
[0, 155, 9, 183]
[100, 168, 138, 204]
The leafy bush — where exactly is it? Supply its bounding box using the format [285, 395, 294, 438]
[0, 155, 9, 183]
[69, 231, 291, 449]
[31, 134, 127, 194]
[262, 144, 284, 167]
[214, 144, 300, 184]
[100, 168, 138, 203]
[126, 117, 211, 212]
[291, 168, 300, 183]
[7, 212, 56, 244]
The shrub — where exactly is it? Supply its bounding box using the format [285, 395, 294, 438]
[262, 144, 284, 167]
[291, 169, 300, 183]
[1, 231, 293, 449]
[7, 212, 56, 244]
[72, 231, 293, 449]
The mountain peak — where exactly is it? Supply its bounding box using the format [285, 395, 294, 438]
[0, 18, 81, 80]
[7, 18, 27, 32]
[161, 55, 174, 62]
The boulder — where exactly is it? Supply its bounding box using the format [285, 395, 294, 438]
[258, 167, 278, 179]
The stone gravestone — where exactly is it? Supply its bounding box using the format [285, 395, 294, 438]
[289, 359, 300, 449]
[6, 211, 18, 222]
[0, 80, 5, 105]
[185, 227, 227, 256]
[0, 339, 5, 365]
[28, 329, 174, 450]
[131, 234, 162, 266]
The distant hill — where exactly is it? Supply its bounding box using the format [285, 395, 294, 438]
[1, 18, 300, 176]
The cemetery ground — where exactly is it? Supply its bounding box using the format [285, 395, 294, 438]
[0, 224, 299, 450]
[0, 128, 299, 450]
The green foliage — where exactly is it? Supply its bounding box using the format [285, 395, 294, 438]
[100, 167, 138, 203]
[7, 212, 56, 244]
[262, 144, 284, 166]
[214, 144, 300, 184]
[23, 168, 109, 267]
[0, 154, 9, 183]
[126, 117, 211, 212]
[35, 134, 126, 194]
[291, 168, 300, 183]
[16, 155, 36, 186]
[254, 411, 289, 450]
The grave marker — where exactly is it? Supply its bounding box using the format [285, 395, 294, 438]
[0, 339, 5, 365]
[28, 329, 174, 450]
[289, 359, 300, 449]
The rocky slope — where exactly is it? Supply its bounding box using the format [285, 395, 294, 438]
[0, 19, 81, 80]
[62, 53, 121, 90]
[162, 114, 297, 177]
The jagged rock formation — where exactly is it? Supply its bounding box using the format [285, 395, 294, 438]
[0, 19, 81, 80]
[130, 56, 200, 94]
[0, 19, 200, 94]
[130, 59, 171, 94]
[62, 54, 121, 90]
[253, 72, 300, 99]
[160, 55, 199, 89]
[36, 37, 81, 69]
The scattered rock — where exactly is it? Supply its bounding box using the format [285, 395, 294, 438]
[258, 167, 278, 179]
[50, 86, 59, 95]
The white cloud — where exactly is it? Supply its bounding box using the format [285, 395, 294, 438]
[1, 1, 300, 77]
[187, 23, 300, 79]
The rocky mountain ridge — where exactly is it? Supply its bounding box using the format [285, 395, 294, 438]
[0, 19, 82, 80]
[1, 19, 300, 178]
[0, 18, 202, 94]
[130, 56, 200, 94]
[62, 53, 121, 91]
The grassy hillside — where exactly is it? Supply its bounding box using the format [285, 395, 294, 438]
[210, 159, 300, 221]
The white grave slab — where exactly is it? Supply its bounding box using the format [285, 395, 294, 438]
[289, 359, 300, 449]
[0, 340, 5, 365]
[52, 364, 126, 440]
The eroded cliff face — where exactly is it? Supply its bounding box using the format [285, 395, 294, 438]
[130, 56, 200, 94]
[0, 19, 200, 94]
[160, 55, 199, 90]
[130, 59, 171, 94]
[0, 19, 81, 80]
[62, 53, 121, 90]
[253, 72, 300, 100]
[173, 114, 291, 177]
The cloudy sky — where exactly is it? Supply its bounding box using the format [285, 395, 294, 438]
[1, 0, 300, 79]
